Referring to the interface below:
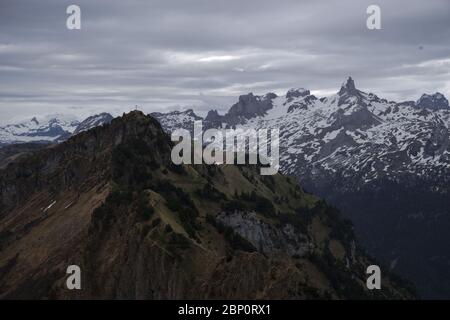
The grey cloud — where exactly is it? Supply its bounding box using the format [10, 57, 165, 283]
[0, 0, 449, 122]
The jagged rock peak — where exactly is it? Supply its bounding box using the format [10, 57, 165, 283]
[205, 109, 222, 122]
[225, 92, 277, 124]
[286, 88, 311, 100]
[237, 92, 277, 104]
[417, 92, 449, 111]
[339, 76, 357, 95]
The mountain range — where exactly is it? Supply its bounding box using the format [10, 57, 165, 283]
[0, 77, 448, 298]
[0, 113, 113, 146]
[0, 111, 414, 299]
[150, 77, 450, 299]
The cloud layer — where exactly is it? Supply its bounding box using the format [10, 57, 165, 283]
[0, 0, 449, 122]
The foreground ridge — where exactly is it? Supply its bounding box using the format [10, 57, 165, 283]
[0, 111, 414, 299]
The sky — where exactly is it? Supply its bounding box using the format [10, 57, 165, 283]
[0, 0, 449, 123]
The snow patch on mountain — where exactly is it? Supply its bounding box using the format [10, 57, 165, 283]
[151, 77, 450, 188]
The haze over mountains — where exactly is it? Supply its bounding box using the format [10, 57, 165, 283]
[1, 77, 449, 298]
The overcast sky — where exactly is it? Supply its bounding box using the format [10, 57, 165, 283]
[0, 0, 449, 123]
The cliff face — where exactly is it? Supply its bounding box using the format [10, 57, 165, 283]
[0, 111, 414, 299]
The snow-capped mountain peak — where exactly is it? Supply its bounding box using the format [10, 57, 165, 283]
[73, 113, 113, 135]
[150, 77, 450, 187]
[0, 113, 113, 146]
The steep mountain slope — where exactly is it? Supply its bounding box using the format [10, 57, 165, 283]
[151, 77, 450, 298]
[0, 111, 414, 299]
